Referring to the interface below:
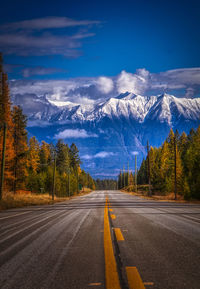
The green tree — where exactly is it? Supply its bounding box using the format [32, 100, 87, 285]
[69, 143, 81, 170]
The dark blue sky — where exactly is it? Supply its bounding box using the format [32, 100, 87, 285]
[1, 0, 200, 79]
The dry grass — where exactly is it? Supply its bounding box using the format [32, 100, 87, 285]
[0, 191, 70, 210]
[0, 188, 93, 211]
[121, 186, 200, 203]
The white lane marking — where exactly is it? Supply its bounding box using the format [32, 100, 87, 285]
[0, 210, 64, 244]
[182, 214, 200, 222]
[0, 211, 30, 220]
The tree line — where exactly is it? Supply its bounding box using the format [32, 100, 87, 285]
[137, 127, 200, 199]
[117, 171, 134, 189]
[0, 55, 95, 198]
[95, 179, 117, 190]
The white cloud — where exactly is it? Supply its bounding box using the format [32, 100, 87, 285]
[81, 151, 116, 160]
[0, 17, 101, 57]
[96, 77, 114, 94]
[71, 95, 95, 105]
[160, 68, 200, 85]
[117, 69, 149, 95]
[185, 87, 195, 98]
[131, 151, 139, 155]
[10, 67, 200, 109]
[54, 129, 98, 139]
[27, 120, 53, 127]
[2, 17, 101, 30]
[93, 172, 118, 177]
[81, 154, 93, 160]
[94, 151, 114, 158]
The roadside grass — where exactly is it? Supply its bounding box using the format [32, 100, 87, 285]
[121, 185, 200, 203]
[0, 188, 92, 211]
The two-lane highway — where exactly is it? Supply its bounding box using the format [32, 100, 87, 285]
[0, 190, 200, 289]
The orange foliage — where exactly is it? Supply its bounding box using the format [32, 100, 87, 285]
[0, 71, 15, 191]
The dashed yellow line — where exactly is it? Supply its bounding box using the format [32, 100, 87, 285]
[104, 197, 147, 289]
[144, 282, 154, 286]
[114, 228, 124, 241]
[126, 267, 145, 289]
[104, 199, 121, 289]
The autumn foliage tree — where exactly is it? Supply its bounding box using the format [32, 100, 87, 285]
[0, 54, 15, 191]
[12, 105, 29, 192]
[0, 55, 95, 198]
[137, 126, 200, 200]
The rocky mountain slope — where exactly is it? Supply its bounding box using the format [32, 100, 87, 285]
[12, 92, 200, 178]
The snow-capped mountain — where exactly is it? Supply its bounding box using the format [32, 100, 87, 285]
[12, 92, 200, 178]
[17, 92, 199, 124]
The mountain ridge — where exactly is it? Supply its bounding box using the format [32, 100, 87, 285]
[12, 92, 200, 178]
[22, 92, 200, 125]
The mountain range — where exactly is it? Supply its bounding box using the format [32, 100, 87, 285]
[12, 92, 200, 178]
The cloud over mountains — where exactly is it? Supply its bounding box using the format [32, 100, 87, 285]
[54, 129, 98, 139]
[10, 67, 200, 106]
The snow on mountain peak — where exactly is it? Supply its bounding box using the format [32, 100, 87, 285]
[18, 91, 200, 126]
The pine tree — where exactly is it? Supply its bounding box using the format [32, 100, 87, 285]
[69, 143, 81, 170]
[12, 106, 28, 192]
[159, 141, 171, 192]
[0, 56, 15, 191]
[39, 141, 51, 171]
[56, 140, 70, 174]
[28, 137, 40, 173]
[185, 126, 200, 199]
[137, 158, 148, 184]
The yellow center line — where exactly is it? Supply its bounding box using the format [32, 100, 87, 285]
[114, 228, 125, 241]
[126, 267, 146, 289]
[104, 198, 121, 289]
[110, 214, 116, 220]
[144, 282, 154, 286]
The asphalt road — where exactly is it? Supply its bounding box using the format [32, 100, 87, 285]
[0, 190, 200, 289]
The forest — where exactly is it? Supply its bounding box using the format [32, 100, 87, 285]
[118, 126, 200, 200]
[0, 56, 95, 199]
[95, 179, 117, 190]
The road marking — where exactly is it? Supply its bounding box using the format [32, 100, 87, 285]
[123, 229, 128, 232]
[104, 198, 121, 289]
[88, 282, 102, 286]
[111, 214, 116, 220]
[0, 211, 30, 220]
[109, 209, 113, 212]
[144, 282, 154, 286]
[114, 228, 124, 241]
[126, 267, 145, 289]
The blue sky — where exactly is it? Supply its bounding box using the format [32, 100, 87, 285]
[1, 0, 200, 102]
[1, 0, 200, 79]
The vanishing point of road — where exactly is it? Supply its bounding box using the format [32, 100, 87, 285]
[0, 190, 200, 289]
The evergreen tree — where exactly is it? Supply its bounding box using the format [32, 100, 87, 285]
[28, 137, 40, 173]
[0, 57, 15, 191]
[56, 140, 70, 174]
[137, 159, 148, 184]
[184, 126, 200, 199]
[12, 106, 28, 192]
[69, 143, 81, 170]
[39, 141, 51, 170]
